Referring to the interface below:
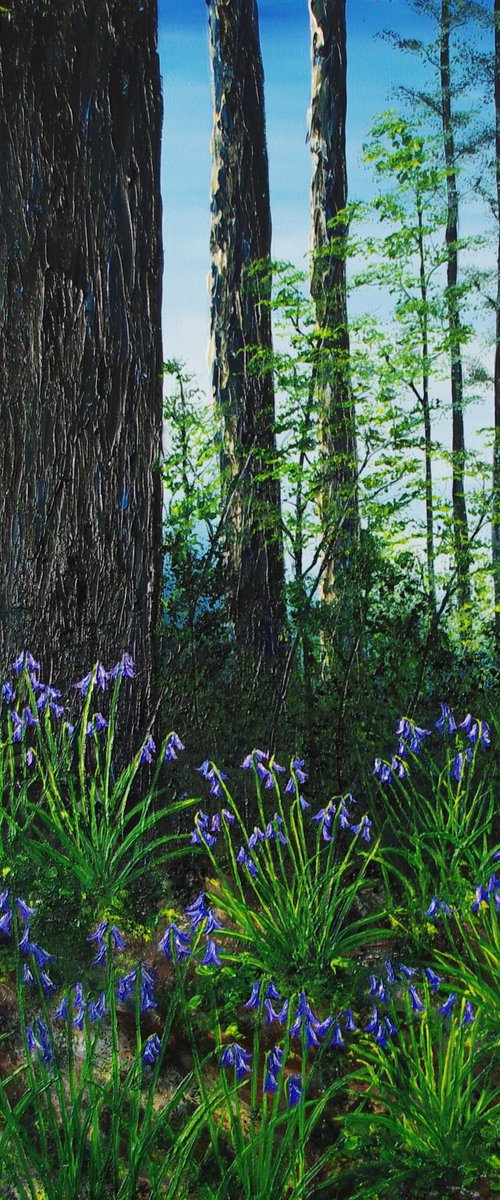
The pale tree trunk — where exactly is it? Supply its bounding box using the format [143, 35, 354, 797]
[440, 0, 471, 609]
[207, 0, 286, 665]
[308, 0, 359, 628]
[0, 0, 164, 748]
[493, 0, 500, 650]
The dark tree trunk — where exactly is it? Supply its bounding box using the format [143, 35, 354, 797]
[493, 0, 500, 651]
[417, 204, 436, 612]
[0, 0, 164, 747]
[308, 0, 359, 622]
[206, 0, 286, 664]
[440, 0, 471, 609]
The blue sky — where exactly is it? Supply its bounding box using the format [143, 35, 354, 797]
[158, 1, 486, 397]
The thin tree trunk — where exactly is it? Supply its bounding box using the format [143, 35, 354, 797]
[0, 1, 164, 749]
[493, 0, 500, 650]
[440, 0, 471, 608]
[207, 0, 286, 664]
[417, 204, 436, 611]
[308, 0, 359, 619]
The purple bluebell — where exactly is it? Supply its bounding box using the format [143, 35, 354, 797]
[287, 1075, 302, 1107]
[110, 653, 135, 680]
[25, 748, 35, 767]
[480, 720, 491, 749]
[73, 982, 84, 1009]
[92, 944, 107, 967]
[143, 1034, 161, 1066]
[140, 735, 156, 765]
[88, 992, 107, 1022]
[10, 710, 25, 742]
[351, 815, 372, 842]
[12, 652, 40, 675]
[39, 972, 56, 995]
[0, 889, 9, 912]
[364, 1007, 379, 1034]
[245, 982, 261, 1009]
[390, 756, 407, 780]
[329, 1022, 345, 1048]
[264, 999, 287, 1024]
[86, 712, 108, 736]
[397, 963, 417, 979]
[74, 671, 93, 697]
[222, 808, 235, 824]
[110, 926, 125, 950]
[52, 997, 69, 1021]
[304, 1021, 321, 1048]
[95, 664, 110, 691]
[186, 893, 208, 925]
[373, 759, 393, 785]
[450, 753, 465, 782]
[375, 1022, 388, 1048]
[22, 707, 39, 728]
[266, 982, 281, 1001]
[426, 898, 452, 920]
[472, 885, 489, 914]
[384, 1015, 398, 1038]
[461, 1001, 475, 1026]
[0, 911, 12, 937]
[205, 910, 224, 936]
[248, 826, 265, 849]
[264, 1069, 279, 1093]
[202, 940, 223, 967]
[268, 1046, 284, 1074]
[73, 1007, 86, 1030]
[385, 960, 400, 983]
[424, 967, 443, 993]
[435, 703, 457, 735]
[87, 921, 109, 944]
[314, 1017, 334, 1038]
[344, 1009, 357, 1032]
[158, 924, 191, 962]
[23, 964, 35, 985]
[408, 986, 425, 1013]
[299, 794, 309, 810]
[219, 1042, 252, 1080]
[164, 732, 185, 762]
[437, 993, 457, 1018]
[1, 681, 15, 704]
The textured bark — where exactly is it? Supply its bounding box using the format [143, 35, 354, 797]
[0, 0, 164, 746]
[207, 0, 286, 663]
[417, 205, 436, 612]
[493, 0, 500, 649]
[440, 0, 471, 608]
[308, 0, 359, 611]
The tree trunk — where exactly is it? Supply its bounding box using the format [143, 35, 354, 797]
[440, 0, 471, 609]
[417, 204, 436, 612]
[308, 0, 359, 626]
[0, 0, 164, 749]
[207, 0, 286, 665]
[493, 0, 500, 651]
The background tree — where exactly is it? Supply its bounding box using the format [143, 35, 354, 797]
[0, 0, 164, 746]
[308, 0, 360, 641]
[206, 0, 286, 665]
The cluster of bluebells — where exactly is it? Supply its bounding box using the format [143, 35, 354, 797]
[373, 706, 491, 786]
[245, 980, 357, 1054]
[140, 730, 185, 766]
[363, 958, 474, 1045]
[312, 793, 372, 845]
[158, 892, 225, 969]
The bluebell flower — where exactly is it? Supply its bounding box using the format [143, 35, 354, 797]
[351, 815, 372, 842]
[397, 963, 417, 979]
[305, 1021, 321, 1048]
[202, 940, 223, 967]
[22, 707, 38, 728]
[74, 671, 93, 697]
[73, 1007, 85, 1030]
[0, 889, 9, 911]
[424, 967, 443, 993]
[39, 972, 56, 995]
[329, 1022, 345, 1048]
[435, 703, 456, 735]
[25, 1025, 40, 1054]
[373, 759, 393, 784]
[269, 1046, 284, 1074]
[299, 794, 309, 810]
[264, 1069, 279, 1093]
[88, 992, 107, 1022]
[390, 756, 408, 780]
[364, 1007, 379, 1034]
[205, 909, 224, 935]
[314, 1016, 334, 1038]
[385, 960, 400, 983]
[450, 753, 466, 782]
[344, 1009, 357, 1032]
[375, 1022, 387, 1048]
[248, 826, 265, 849]
[438, 993, 457, 1018]
[92, 944, 107, 967]
[110, 653, 135, 680]
[110, 926, 125, 950]
[25, 748, 35, 767]
[244, 982, 261, 1009]
[461, 1000, 475, 1026]
[0, 911, 12, 937]
[23, 964, 35, 985]
[408, 986, 425, 1013]
[219, 1042, 252, 1080]
[140, 735, 156, 765]
[12, 652, 40, 675]
[480, 720, 491, 749]
[73, 982, 84, 1009]
[287, 1075, 302, 1107]
[52, 997, 69, 1021]
[87, 921, 109, 944]
[158, 924, 191, 962]
[426, 897, 452, 920]
[384, 1015, 398, 1038]
[368, 975, 379, 996]
[143, 1034, 162, 1066]
[222, 808, 235, 824]
[1, 681, 15, 704]
[95, 664, 110, 691]
[186, 894, 208, 928]
[27, 1021, 53, 1064]
[338, 800, 351, 827]
[10, 711, 24, 742]
[472, 885, 489, 914]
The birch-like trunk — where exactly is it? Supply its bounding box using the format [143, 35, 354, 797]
[493, 0, 500, 648]
[207, 0, 286, 664]
[308, 0, 359, 620]
[0, 0, 164, 746]
[440, 0, 471, 609]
